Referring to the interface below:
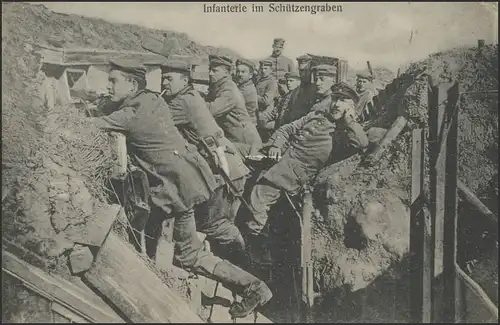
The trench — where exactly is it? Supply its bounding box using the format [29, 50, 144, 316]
[246, 187, 498, 323]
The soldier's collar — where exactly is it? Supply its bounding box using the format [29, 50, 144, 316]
[258, 74, 273, 82]
[163, 84, 192, 102]
[121, 89, 148, 107]
[239, 79, 254, 88]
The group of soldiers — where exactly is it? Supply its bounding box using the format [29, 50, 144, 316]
[92, 37, 377, 319]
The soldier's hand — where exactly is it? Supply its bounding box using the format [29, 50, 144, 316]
[332, 99, 356, 120]
[268, 146, 282, 161]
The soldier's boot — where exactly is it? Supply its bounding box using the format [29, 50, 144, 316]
[209, 260, 273, 319]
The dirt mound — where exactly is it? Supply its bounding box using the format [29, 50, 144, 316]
[2, 3, 242, 63]
[408, 44, 498, 200]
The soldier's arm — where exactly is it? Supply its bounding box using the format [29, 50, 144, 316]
[242, 87, 258, 122]
[343, 114, 369, 151]
[269, 113, 309, 149]
[257, 81, 278, 108]
[91, 106, 135, 133]
[184, 96, 225, 152]
[206, 88, 237, 118]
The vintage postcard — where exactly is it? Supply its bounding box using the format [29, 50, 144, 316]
[2, 2, 498, 323]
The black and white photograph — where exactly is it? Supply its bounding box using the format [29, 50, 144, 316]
[2, 1, 498, 323]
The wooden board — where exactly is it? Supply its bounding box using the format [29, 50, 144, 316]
[409, 128, 433, 323]
[2, 250, 125, 323]
[83, 232, 203, 323]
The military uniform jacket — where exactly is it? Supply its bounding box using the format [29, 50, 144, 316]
[94, 89, 217, 214]
[206, 76, 262, 152]
[261, 94, 369, 194]
[238, 79, 258, 125]
[165, 85, 250, 185]
[355, 89, 378, 120]
[255, 75, 279, 123]
[265, 54, 297, 82]
[280, 82, 317, 126]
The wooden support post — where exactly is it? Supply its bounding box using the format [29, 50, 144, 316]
[442, 82, 460, 323]
[477, 40, 485, 56]
[428, 81, 451, 283]
[410, 128, 433, 323]
[301, 186, 314, 309]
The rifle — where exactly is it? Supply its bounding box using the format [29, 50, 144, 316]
[198, 137, 254, 213]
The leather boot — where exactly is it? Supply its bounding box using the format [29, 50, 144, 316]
[210, 260, 273, 319]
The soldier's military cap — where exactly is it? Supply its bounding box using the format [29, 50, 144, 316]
[109, 58, 147, 80]
[296, 54, 312, 63]
[161, 59, 192, 74]
[209, 55, 233, 68]
[331, 82, 360, 102]
[273, 38, 285, 46]
[259, 59, 274, 67]
[235, 58, 255, 70]
[356, 70, 374, 81]
[312, 64, 337, 77]
[284, 71, 301, 80]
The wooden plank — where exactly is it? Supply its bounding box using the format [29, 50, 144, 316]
[363, 115, 408, 165]
[410, 128, 433, 323]
[442, 81, 460, 322]
[108, 132, 128, 176]
[428, 81, 451, 282]
[457, 180, 497, 225]
[456, 266, 498, 322]
[40, 48, 65, 64]
[84, 232, 203, 323]
[52, 302, 89, 323]
[63, 50, 165, 66]
[2, 250, 124, 323]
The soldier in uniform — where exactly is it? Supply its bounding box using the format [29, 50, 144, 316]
[266, 38, 297, 97]
[234, 58, 258, 125]
[278, 54, 317, 128]
[355, 71, 378, 120]
[93, 59, 272, 319]
[260, 70, 301, 133]
[255, 58, 279, 142]
[205, 55, 263, 160]
[244, 65, 369, 238]
[160, 59, 251, 265]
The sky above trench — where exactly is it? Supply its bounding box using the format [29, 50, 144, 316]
[37, 2, 498, 72]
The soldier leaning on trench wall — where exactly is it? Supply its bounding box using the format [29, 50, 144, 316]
[90, 58, 272, 319]
[242, 64, 369, 255]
